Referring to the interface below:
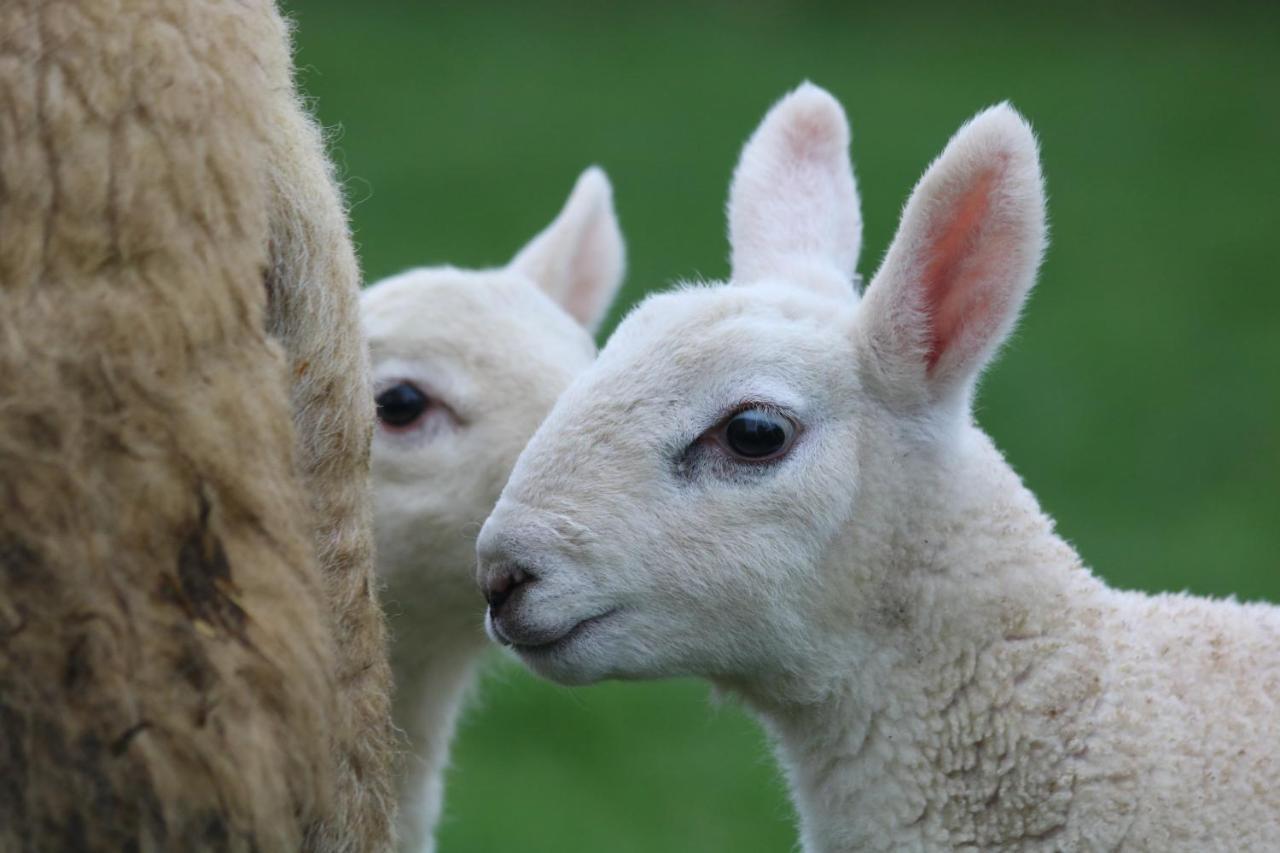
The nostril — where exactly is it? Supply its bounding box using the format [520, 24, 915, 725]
[485, 565, 533, 612]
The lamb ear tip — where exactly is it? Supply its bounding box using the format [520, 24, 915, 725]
[764, 82, 850, 153]
[574, 165, 613, 199]
[966, 102, 1039, 155]
[783, 81, 843, 117]
[788, 80, 836, 105]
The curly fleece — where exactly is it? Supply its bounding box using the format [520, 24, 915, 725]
[0, 1, 393, 849]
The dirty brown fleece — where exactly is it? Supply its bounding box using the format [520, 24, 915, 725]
[0, 1, 395, 850]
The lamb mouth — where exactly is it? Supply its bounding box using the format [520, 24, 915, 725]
[506, 608, 618, 655]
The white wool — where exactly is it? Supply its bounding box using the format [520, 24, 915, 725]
[477, 85, 1280, 851]
[362, 167, 624, 852]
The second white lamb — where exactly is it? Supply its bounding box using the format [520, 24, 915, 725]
[362, 167, 624, 852]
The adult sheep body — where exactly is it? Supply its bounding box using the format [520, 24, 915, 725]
[0, 1, 393, 849]
[477, 85, 1280, 851]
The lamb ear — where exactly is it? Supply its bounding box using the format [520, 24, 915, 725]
[510, 167, 626, 333]
[728, 83, 862, 289]
[860, 103, 1046, 404]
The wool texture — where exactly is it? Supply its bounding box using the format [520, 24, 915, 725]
[0, 1, 393, 849]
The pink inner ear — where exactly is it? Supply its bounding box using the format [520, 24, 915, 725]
[922, 166, 1003, 372]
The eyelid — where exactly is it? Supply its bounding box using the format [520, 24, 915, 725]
[370, 355, 472, 414]
[374, 375, 435, 397]
[374, 384, 467, 441]
[373, 377, 465, 426]
[703, 400, 798, 434]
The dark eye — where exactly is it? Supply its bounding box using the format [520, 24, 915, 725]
[716, 407, 797, 461]
[375, 382, 431, 429]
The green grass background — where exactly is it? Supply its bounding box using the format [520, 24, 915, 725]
[288, 3, 1280, 849]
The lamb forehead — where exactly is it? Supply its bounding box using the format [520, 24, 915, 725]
[575, 279, 855, 411]
[363, 268, 594, 363]
[612, 280, 844, 342]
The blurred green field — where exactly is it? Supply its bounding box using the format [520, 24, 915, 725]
[288, 2, 1280, 850]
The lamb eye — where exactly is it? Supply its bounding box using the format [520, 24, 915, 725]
[375, 382, 430, 428]
[720, 408, 795, 461]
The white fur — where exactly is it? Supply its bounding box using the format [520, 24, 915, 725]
[477, 85, 1280, 851]
[363, 167, 624, 852]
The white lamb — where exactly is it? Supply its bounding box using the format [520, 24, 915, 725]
[475, 85, 1280, 851]
[361, 168, 624, 852]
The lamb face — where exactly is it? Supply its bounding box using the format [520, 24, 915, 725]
[366, 269, 597, 616]
[477, 85, 1046, 694]
[365, 167, 622, 625]
[478, 280, 869, 685]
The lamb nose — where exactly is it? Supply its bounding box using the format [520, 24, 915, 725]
[484, 565, 533, 612]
